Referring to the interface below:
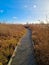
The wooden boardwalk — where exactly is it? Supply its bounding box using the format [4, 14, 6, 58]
[8, 28, 36, 65]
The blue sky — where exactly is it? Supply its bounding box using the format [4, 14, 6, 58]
[0, 0, 49, 24]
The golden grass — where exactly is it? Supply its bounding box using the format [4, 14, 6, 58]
[0, 24, 26, 65]
[30, 24, 49, 65]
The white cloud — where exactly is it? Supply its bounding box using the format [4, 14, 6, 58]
[0, 10, 4, 13]
[13, 16, 17, 19]
[33, 5, 37, 8]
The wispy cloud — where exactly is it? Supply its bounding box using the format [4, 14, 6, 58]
[12, 16, 17, 19]
[24, 5, 28, 8]
[0, 10, 4, 13]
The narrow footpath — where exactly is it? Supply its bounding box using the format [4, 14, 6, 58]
[8, 28, 36, 65]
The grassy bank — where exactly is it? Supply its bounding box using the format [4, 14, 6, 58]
[0, 24, 26, 65]
[30, 24, 49, 65]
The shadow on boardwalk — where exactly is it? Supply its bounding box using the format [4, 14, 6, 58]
[8, 28, 36, 65]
